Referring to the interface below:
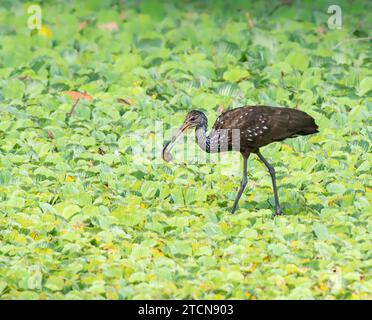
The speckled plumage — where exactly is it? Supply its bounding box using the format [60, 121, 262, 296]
[208, 105, 318, 156]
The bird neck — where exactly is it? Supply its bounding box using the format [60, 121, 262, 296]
[195, 124, 210, 153]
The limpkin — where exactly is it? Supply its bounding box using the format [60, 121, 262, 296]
[162, 105, 319, 215]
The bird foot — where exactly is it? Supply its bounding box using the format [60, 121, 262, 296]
[274, 208, 283, 216]
[231, 207, 283, 216]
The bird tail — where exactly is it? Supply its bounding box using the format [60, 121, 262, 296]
[288, 109, 319, 136]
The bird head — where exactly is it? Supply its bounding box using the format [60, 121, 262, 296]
[162, 110, 207, 162]
[183, 110, 208, 129]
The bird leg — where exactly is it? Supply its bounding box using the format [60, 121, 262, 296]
[231, 154, 250, 214]
[256, 151, 283, 215]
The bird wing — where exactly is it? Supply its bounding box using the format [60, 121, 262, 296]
[212, 106, 318, 148]
[212, 106, 272, 141]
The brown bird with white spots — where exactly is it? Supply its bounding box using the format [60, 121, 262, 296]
[162, 105, 319, 215]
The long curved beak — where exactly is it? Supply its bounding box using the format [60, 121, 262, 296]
[162, 121, 191, 162]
